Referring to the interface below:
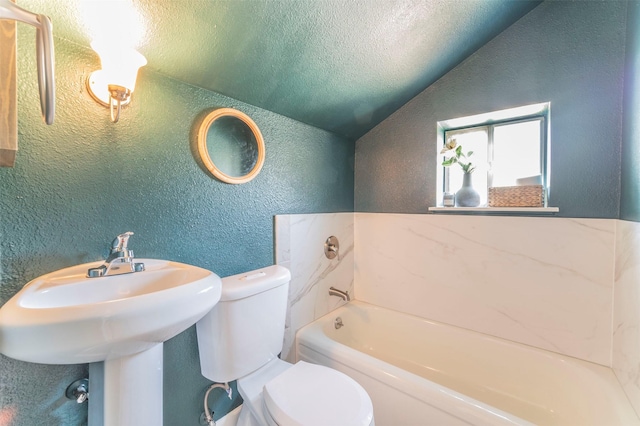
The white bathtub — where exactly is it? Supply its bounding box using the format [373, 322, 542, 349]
[296, 301, 639, 426]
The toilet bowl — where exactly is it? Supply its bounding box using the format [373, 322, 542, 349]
[196, 265, 374, 426]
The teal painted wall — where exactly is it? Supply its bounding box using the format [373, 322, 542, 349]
[621, 0, 640, 222]
[0, 33, 354, 425]
[355, 1, 627, 218]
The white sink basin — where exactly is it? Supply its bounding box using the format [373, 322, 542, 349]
[0, 258, 221, 364]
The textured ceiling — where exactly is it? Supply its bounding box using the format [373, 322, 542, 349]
[20, 0, 541, 140]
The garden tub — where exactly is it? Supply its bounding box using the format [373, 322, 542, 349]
[296, 301, 639, 425]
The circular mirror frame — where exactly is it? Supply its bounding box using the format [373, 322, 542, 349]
[197, 108, 265, 184]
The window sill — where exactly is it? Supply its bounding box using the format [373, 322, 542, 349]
[428, 206, 559, 215]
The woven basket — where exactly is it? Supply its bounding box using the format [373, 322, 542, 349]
[488, 185, 544, 207]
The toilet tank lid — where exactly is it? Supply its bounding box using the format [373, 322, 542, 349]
[219, 265, 291, 301]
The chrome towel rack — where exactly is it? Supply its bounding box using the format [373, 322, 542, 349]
[0, 0, 55, 125]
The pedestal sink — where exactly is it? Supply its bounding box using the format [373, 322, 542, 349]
[0, 258, 222, 426]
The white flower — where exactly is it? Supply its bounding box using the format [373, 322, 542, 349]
[440, 139, 457, 154]
[440, 138, 475, 174]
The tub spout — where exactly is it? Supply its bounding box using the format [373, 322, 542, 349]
[329, 287, 350, 301]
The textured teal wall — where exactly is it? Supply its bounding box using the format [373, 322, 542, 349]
[355, 1, 627, 218]
[0, 33, 354, 425]
[621, 0, 640, 222]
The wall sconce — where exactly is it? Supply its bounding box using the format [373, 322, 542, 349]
[86, 41, 146, 123]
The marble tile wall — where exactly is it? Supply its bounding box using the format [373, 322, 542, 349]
[275, 213, 354, 362]
[613, 220, 640, 415]
[354, 213, 616, 366]
[277, 212, 639, 412]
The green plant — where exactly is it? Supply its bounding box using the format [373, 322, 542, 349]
[440, 139, 475, 174]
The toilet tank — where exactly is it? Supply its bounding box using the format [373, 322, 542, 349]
[196, 265, 291, 383]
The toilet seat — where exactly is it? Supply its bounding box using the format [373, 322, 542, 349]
[262, 361, 374, 426]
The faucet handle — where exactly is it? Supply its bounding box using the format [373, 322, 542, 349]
[111, 231, 134, 253]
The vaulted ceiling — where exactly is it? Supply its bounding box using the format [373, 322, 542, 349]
[21, 0, 541, 140]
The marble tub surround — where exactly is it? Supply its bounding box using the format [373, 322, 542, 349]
[275, 213, 354, 361]
[613, 220, 640, 416]
[354, 213, 616, 366]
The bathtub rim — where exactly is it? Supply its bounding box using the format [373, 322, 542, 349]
[296, 301, 532, 426]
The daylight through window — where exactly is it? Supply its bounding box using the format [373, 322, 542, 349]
[437, 103, 549, 207]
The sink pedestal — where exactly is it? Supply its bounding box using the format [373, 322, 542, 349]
[89, 344, 163, 426]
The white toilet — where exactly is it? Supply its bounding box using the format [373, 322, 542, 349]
[196, 265, 374, 426]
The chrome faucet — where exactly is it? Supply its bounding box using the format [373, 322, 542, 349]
[329, 286, 350, 302]
[87, 232, 145, 278]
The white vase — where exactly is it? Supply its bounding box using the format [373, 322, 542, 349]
[456, 173, 480, 207]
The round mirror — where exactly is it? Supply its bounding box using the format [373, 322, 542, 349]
[197, 108, 265, 184]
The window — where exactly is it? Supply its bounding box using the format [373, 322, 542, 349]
[437, 103, 550, 207]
